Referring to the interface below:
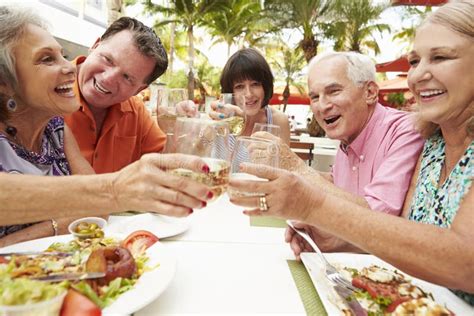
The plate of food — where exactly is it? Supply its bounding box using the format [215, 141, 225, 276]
[0, 227, 176, 315]
[300, 252, 473, 315]
[106, 212, 191, 239]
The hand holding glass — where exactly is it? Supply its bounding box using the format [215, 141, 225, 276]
[209, 93, 246, 135]
[228, 136, 279, 199]
[171, 117, 231, 201]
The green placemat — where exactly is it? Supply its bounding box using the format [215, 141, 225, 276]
[287, 260, 327, 316]
[249, 216, 287, 228]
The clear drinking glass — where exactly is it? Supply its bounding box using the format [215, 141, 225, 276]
[228, 136, 279, 199]
[251, 123, 281, 137]
[170, 117, 231, 201]
[215, 93, 247, 136]
[157, 88, 188, 134]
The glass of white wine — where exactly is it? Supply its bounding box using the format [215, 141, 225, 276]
[251, 123, 281, 138]
[157, 88, 188, 135]
[215, 93, 247, 136]
[228, 136, 279, 199]
[171, 117, 231, 201]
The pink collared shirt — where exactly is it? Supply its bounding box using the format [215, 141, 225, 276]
[332, 103, 424, 215]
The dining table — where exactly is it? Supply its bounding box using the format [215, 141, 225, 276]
[133, 194, 312, 315]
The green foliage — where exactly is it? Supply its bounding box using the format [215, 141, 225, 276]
[387, 92, 406, 108]
[321, 0, 390, 54]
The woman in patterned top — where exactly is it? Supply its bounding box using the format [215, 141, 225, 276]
[0, 6, 214, 247]
[229, 0, 474, 303]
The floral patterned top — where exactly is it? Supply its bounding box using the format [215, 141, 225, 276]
[408, 131, 474, 305]
[0, 116, 71, 239]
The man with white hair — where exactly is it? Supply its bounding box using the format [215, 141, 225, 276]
[285, 52, 424, 252]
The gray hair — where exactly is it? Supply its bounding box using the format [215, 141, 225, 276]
[0, 6, 47, 89]
[308, 51, 376, 87]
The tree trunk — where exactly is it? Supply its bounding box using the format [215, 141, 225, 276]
[282, 83, 290, 113]
[299, 36, 319, 63]
[187, 25, 195, 100]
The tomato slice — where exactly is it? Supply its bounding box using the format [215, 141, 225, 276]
[60, 289, 101, 316]
[121, 230, 159, 257]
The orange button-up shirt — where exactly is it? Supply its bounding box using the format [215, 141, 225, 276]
[65, 56, 166, 174]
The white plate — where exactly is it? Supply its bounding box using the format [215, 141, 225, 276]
[300, 252, 474, 315]
[0, 234, 176, 315]
[106, 213, 191, 239]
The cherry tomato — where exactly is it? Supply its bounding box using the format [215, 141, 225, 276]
[121, 230, 159, 257]
[60, 289, 101, 316]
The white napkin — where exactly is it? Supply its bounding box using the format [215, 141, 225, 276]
[105, 213, 191, 239]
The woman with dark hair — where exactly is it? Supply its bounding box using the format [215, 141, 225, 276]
[210, 48, 290, 145]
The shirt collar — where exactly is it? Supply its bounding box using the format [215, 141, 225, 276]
[339, 103, 385, 157]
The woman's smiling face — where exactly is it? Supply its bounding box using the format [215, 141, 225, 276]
[408, 22, 474, 127]
[233, 79, 265, 117]
[13, 24, 78, 115]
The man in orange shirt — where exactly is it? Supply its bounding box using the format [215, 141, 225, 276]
[65, 17, 167, 173]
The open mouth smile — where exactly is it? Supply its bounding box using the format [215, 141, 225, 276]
[419, 89, 446, 100]
[54, 81, 75, 97]
[94, 78, 111, 94]
[324, 115, 341, 125]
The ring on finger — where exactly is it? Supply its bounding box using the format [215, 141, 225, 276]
[259, 195, 269, 212]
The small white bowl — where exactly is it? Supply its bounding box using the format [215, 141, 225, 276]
[0, 290, 66, 316]
[68, 217, 107, 239]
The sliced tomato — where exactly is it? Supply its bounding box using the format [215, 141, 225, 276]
[121, 230, 159, 257]
[0, 256, 9, 264]
[60, 289, 101, 316]
[385, 296, 411, 313]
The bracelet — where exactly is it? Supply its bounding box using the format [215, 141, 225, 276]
[50, 219, 58, 236]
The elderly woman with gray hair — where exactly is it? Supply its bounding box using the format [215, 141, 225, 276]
[0, 6, 213, 247]
[229, 0, 474, 304]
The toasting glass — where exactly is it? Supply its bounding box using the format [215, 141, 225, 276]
[170, 117, 231, 201]
[228, 136, 279, 199]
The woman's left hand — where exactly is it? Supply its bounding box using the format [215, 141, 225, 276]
[228, 163, 324, 221]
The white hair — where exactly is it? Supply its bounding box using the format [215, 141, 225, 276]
[308, 51, 376, 87]
[0, 5, 48, 88]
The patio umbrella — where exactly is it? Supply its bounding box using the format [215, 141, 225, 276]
[378, 74, 409, 93]
[376, 56, 410, 73]
[269, 85, 310, 105]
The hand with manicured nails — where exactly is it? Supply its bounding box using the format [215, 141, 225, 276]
[110, 153, 213, 216]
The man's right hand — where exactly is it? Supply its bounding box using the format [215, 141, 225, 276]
[110, 153, 213, 217]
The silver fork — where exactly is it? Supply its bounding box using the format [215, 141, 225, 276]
[286, 220, 356, 292]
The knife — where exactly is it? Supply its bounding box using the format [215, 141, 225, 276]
[333, 285, 368, 316]
[31, 272, 106, 282]
[0, 251, 73, 257]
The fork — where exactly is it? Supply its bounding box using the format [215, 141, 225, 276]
[286, 220, 356, 292]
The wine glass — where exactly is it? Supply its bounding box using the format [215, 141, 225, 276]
[171, 117, 231, 201]
[212, 93, 247, 136]
[251, 123, 281, 137]
[157, 88, 188, 134]
[228, 136, 279, 199]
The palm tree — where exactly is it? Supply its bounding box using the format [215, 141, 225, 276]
[264, 0, 332, 62]
[203, 0, 264, 57]
[321, 0, 390, 54]
[268, 43, 306, 112]
[392, 6, 432, 46]
[139, 0, 225, 100]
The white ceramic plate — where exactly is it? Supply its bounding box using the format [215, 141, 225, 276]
[300, 252, 474, 315]
[0, 234, 176, 315]
[106, 213, 191, 239]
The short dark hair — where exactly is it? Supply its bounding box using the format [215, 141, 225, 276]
[101, 17, 168, 84]
[220, 48, 274, 108]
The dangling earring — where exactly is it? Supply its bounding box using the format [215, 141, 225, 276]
[6, 98, 16, 112]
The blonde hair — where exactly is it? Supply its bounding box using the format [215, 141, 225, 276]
[415, 0, 474, 138]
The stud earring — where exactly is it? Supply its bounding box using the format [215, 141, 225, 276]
[6, 98, 16, 112]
